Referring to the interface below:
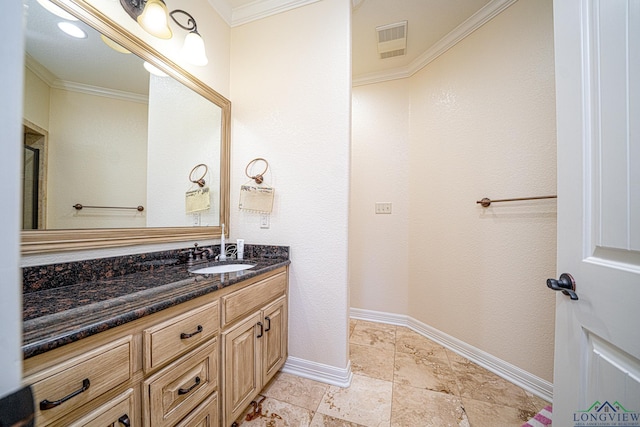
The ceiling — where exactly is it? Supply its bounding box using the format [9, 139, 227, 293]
[212, 0, 514, 85]
[24, 0, 149, 95]
[24, 0, 514, 95]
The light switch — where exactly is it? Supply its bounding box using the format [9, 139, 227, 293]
[375, 202, 392, 214]
[260, 213, 270, 228]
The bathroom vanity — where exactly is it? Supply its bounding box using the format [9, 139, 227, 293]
[21, 246, 290, 427]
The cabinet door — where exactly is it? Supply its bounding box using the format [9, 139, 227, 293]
[222, 312, 262, 426]
[262, 296, 287, 386]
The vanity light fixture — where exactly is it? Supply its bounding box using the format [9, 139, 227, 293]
[143, 61, 168, 77]
[136, 0, 172, 39]
[119, 0, 208, 66]
[170, 10, 208, 66]
[36, 0, 78, 21]
[100, 34, 131, 54]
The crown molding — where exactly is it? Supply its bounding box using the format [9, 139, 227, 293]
[207, 0, 233, 25]
[231, 0, 321, 26]
[25, 53, 148, 103]
[24, 54, 57, 87]
[207, 0, 321, 27]
[52, 80, 149, 104]
[352, 0, 518, 87]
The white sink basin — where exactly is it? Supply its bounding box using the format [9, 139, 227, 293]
[190, 264, 256, 274]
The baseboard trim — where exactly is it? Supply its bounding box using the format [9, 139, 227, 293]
[282, 356, 353, 388]
[350, 308, 554, 402]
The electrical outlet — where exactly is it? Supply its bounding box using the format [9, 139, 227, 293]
[192, 213, 201, 225]
[260, 213, 270, 229]
[375, 202, 392, 214]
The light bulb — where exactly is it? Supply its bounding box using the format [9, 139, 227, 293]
[143, 61, 168, 77]
[36, 0, 78, 21]
[137, 0, 172, 39]
[182, 32, 208, 66]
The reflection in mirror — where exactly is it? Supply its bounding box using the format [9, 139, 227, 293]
[23, 0, 221, 230]
[21, 0, 230, 254]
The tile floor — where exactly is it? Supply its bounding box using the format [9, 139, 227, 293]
[233, 319, 550, 427]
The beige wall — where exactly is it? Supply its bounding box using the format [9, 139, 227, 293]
[22, 68, 148, 229]
[350, 78, 410, 314]
[23, 67, 51, 130]
[351, 0, 557, 382]
[230, 0, 351, 371]
[146, 75, 221, 227]
[47, 88, 148, 229]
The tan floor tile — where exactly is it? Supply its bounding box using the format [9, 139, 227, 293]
[394, 351, 459, 395]
[310, 413, 367, 427]
[350, 319, 357, 337]
[462, 397, 536, 427]
[524, 390, 551, 413]
[350, 321, 396, 351]
[316, 374, 392, 427]
[391, 384, 469, 427]
[262, 372, 329, 411]
[395, 328, 449, 362]
[449, 358, 530, 409]
[350, 342, 395, 381]
[233, 395, 313, 426]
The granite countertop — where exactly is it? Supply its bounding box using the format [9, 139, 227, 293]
[22, 245, 290, 359]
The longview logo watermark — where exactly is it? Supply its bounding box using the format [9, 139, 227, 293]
[573, 401, 640, 427]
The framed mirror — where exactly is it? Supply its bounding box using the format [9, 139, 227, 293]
[21, 0, 230, 254]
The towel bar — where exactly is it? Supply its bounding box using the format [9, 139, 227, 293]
[476, 195, 557, 207]
[73, 203, 144, 211]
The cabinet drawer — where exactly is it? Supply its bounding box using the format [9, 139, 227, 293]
[221, 272, 286, 328]
[144, 339, 218, 427]
[175, 392, 218, 427]
[31, 336, 132, 426]
[68, 388, 135, 427]
[144, 301, 219, 372]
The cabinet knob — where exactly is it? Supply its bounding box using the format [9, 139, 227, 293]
[118, 414, 131, 427]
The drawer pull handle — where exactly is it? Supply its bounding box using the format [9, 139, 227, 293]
[257, 322, 264, 338]
[118, 414, 131, 427]
[180, 325, 203, 339]
[39, 378, 90, 410]
[265, 316, 271, 332]
[178, 376, 201, 395]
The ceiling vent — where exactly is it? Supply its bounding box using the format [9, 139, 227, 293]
[376, 21, 407, 59]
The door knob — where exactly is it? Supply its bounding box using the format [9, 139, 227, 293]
[547, 273, 578, 300]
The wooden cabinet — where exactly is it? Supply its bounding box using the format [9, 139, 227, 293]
[261, 297, 287, 385]
[67, 389, 135, 427]
[28, 336, 132, 427]
[143, 301, 219, 373]
[23, 266, 288, 427]
[221, 272, 288, 426]
[143, 339, 218, 427]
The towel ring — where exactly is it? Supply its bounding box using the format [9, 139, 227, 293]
[245, 158, 269, 184]
[189, 164, 208, 187]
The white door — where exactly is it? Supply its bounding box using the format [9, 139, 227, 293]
[553, 0, 640, 426]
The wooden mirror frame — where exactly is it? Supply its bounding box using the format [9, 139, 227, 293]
[21, 0, 230, 255]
